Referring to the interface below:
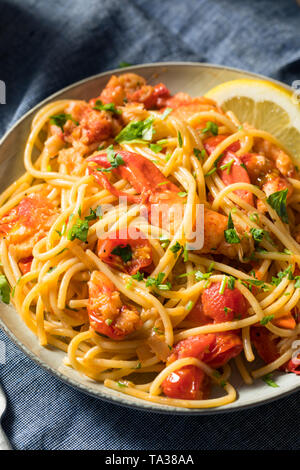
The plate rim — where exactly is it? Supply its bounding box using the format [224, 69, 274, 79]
[0, 61, 299, 415]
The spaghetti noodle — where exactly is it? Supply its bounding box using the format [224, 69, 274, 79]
[0, 72, 299, 408]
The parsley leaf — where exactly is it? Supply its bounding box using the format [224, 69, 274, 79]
[250, 228, 264, 243]
[149, 143, 163, 153]
[115, 117, 155, 143]
[0, 274, 10, 304]
[85, 206, 102, 221]
[295, 276, 300, 288]
[50, 113, 78, 132]
[159, 235, 170, 249]
[224, 212, 240, 244]
[131, 271, 144, 281]
[111, 244, 133, 263]
[93, 99, 121, 115]
[227, 276, 236, 289]
[178, 131, 183, 147]
[262, 373, 279, 388]
[219, 159, 234, 174]
[267, 189, 289, 224]
[271, 265, 294, 286]
[67, 219, 89, 242]
[161, 108, 173, 120]
[202, 121, 218, 136]
[260, 315, 275, 325]
[170, 241, 183, 256]
[146, 272, 171, 290]
[119, 61, 132, 68]
[243, 278, 270, 292]
[195, 271, 212, 281]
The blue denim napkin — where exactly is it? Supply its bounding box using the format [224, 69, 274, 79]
[0, 0, 299, 450]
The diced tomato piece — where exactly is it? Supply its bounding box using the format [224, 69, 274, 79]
[161, 365, 211, 400]
[250, 327, 280, 365]
[217, 151, 254, 206]
[287, 355, 300, 375]
[19, 256, 33, 275]
[203, 332, 243, 368]
[168, 334, 216, 365]
[168, 332, 242, 371]
[204, 135, 241, 155]
[97, 228, 152, 275]
[186, 296, 212, 325]
[202, 282, 248, 323]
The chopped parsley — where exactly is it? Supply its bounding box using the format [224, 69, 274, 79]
[50, 113, 78, 132]
[67, 219, 89, 242]
[195, 271, 212, 282]
[267, 189, 289, 224]
[149, 143, 163, 153]
[146, 272, 171, 290]
[262, 373, 279, 388]
[243, 278, 270, 292]
[249, 212, 260, 224]
[93, 99, 121, 115]
[85, 206, 102, 221]
[119, 61, 132, 68]
[178, 191, 188, 198]
[186, 300, 194, 311]
[0, 274, 10, 304]
[159, 235, 170, 249]
[115, 117, 155, 143]
[271, 265, 294, 286]
[250, 228, 264, 244]
[295, 276, 300, 288]
[193, 148, 201, 160]
[98, 145, 125, 172]
[219, 276, 228, 294]
[224, 212, 240, 244]
[219, 159, 234, 174]
[205, 153, 224, 177]
[117, 381, 127, 388]
[161, 108, 173, 120]
[227, 276, 235, 289]
[131, 271, 145, 281]
[170, 241, 183, 256]
[183, 244, 189, 262]
[111, 244, 133, 263]
[260, 315, 275, 325]
[224, 307, 232, 315]
[202, 121, 218, 136]
[178, 131, 183, 147]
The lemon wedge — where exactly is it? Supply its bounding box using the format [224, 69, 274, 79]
[205, 79, 300, 160]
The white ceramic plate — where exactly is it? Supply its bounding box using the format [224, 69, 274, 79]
[0, 62, 299, 414]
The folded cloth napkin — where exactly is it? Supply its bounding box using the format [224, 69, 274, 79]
[0, 0, 299, 450]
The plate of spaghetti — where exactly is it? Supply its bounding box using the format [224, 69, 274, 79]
[0, 62, 299, 413]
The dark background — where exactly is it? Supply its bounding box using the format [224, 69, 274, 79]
[0, 0, 299, 450]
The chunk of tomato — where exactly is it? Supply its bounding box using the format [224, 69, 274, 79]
[203, 332, 243, 368]
[250, 327, 280, 365]
[202, 282, 248, 323]
[162, 365, 211, 400]
[168, 334, 216, 364]
[19, 256, 33, 275]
